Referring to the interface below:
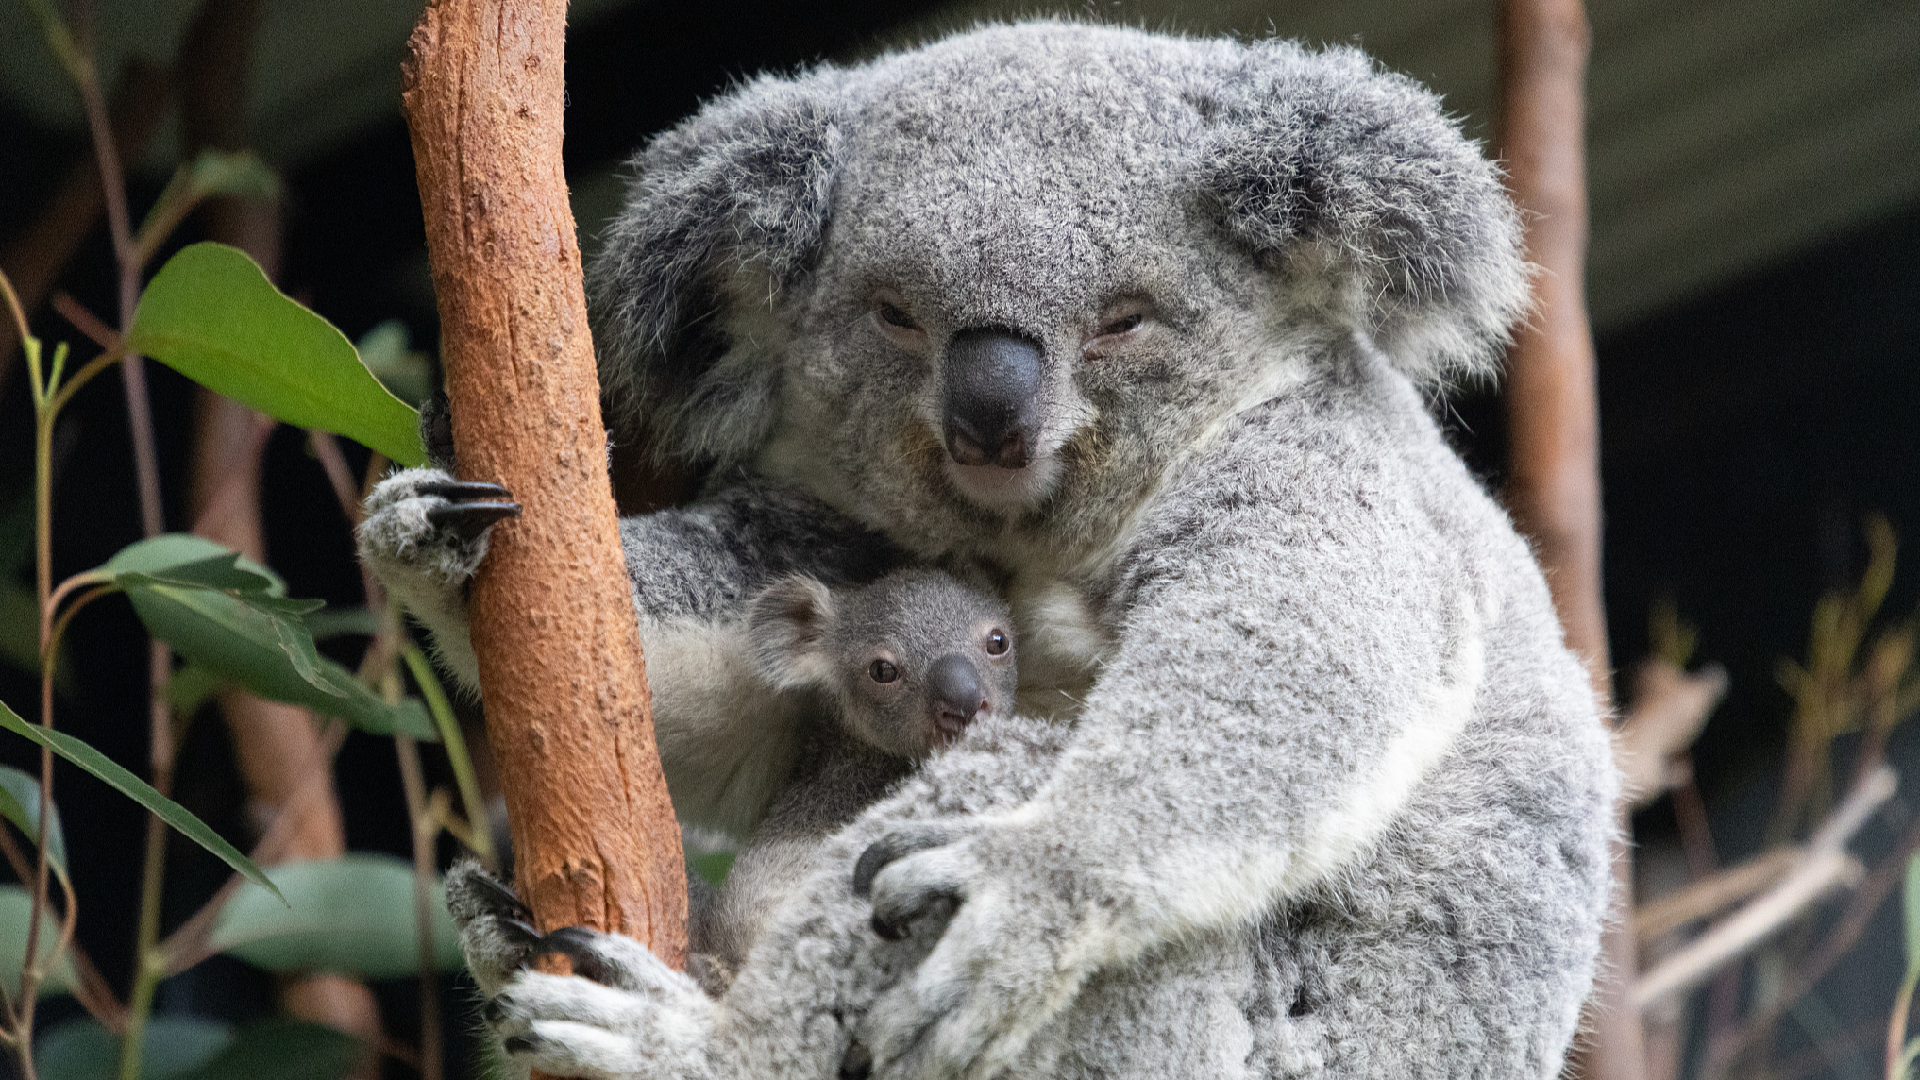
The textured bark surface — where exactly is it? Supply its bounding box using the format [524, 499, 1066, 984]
[1496, 2, 1642, 1078]
[400, 0, 687, 976]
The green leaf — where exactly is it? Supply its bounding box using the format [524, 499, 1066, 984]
[37, 1017, 233, 1080]
[355, 319, 432, 407]
[305, 606, 379, 640]
[0, 884, 76, 995]
[0, 765, 67, 874]
[106, 533, 285, 594]
[187, 149, 280, 202]
[187, 1019, 360, 1080]
[1906, 852, 1920, 975]
[129, 243, 425, 465]
[167, 662, 229, 715]
[97, 537, 437, 740]
[210, 854, 462, 978]
[0, 698, 279, 900]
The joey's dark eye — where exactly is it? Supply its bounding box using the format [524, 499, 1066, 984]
[1099, 313, 1143, 337]
[877, 302, 920, 331]
[984, 629, 1009, 656]
[869, 659, 900, 683]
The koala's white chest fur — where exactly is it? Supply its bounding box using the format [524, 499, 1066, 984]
[1006, 574, 1110, 719]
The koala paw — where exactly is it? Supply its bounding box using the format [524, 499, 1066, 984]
[359, 467, 521, 586]
[448, 864, 717, 1079]
[445, 861, 542, 996]
[358, 469, 519, 691]
[854, 823, 1092, 1080]
[490, 934, 715, 1080]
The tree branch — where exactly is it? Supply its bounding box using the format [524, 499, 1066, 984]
[400, 0, 686, 987]
[1632, 765, 1894, 1010]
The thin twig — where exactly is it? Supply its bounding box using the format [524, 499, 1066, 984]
[1712, 809, 1920, 1072]
[1634, 766, 1896, 1010]
[1635, 847, 1798, 942]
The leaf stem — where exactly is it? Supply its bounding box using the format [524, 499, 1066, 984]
[403, 643, 493, 868]
[1892, 964, 1919, 1080]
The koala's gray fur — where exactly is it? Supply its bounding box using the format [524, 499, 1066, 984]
[362, 21, 1615, 1080]
[694, 569, 1019, 990]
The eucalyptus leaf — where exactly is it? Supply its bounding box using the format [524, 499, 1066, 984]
[0, 765, 68, 873]
[167, 662, 229, 715]
[188, 1019, 360, 1080]
[355, 319, 431, 407]
[210, 854, 462, 978]
[0, 699, 279, 899]
[97, 537, 435, 740]
[129, 243, 426, 465]
[188, 149, 280, 202]
[305, 606, 379, 640]
[37, 1016, 233, 1080]
[0, 885, 76, 995]
[106, 534, 285, 594]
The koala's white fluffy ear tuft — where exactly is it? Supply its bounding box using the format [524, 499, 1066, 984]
[589, 67, 848, 467]
[1200, 41, 1531, 384]
[747, 574, 840, 691]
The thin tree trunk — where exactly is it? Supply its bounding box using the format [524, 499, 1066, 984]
[400, 0, 686, 1002]
[1495, 1, 1642, 1078]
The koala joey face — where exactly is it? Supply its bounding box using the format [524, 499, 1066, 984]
[749, 570, 1017, 759]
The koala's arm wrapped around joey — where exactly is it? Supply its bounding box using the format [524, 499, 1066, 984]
[839, 364, 1612, 1078]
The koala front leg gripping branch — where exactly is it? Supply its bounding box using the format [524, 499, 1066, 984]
[399, 0, 687, 1035]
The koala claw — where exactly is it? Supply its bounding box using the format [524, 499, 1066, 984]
[855, 825, 970, 940]
[463, 865, 533, 921]
[418, 480, 521, 542]
[852, 826, 954, 900]
[536, 926, 624, 987]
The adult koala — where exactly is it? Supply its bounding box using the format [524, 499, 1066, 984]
[362, 21, 1616, 1080]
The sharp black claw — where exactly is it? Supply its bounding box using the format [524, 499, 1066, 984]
[427, 500, 522, 542]
[851, 829, 950, 899]
[468, 871, 533, 920]
[502, 919, 544, 951]
[482, 997, 506, 1023]
[538, 926, 617, 985]
[417, 479, 515, 501]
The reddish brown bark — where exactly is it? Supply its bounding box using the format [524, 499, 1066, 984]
[1495, 1, 1643, 1078]
[400, 0, 686, 992]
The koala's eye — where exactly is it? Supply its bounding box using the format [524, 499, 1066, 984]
[876, 302, 921, 332]
[869, 659, 900, 683]
[984, 629, 1010, 656]
[1098, 313, 1143, 337]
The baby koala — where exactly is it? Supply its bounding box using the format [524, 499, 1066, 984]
[690, 568, 1018, 990]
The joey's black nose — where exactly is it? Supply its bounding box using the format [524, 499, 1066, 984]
[943, 328, 1042, 469]
[927, 653, 987, 736]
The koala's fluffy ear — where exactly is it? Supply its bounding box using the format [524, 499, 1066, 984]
[747, 574, 839, 691]
[1201, 42, 1530, 382]
[590, 68, 847, 466]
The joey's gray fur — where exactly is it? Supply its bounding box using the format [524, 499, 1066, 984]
[361, 21, 1615, 1080]
[694, 569, 1019, 991]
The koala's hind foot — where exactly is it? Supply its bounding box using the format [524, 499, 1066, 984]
[357, 468, 520, 692]
[447, 863, 718, 1080]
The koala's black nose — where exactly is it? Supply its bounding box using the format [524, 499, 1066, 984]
[942, 328, 1042, 469]
[927, 653, 988, 737]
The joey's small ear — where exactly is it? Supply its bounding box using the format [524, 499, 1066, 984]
[590, 67, 848, 467]
[1199, 41, 1529, 382]
[747, 575, 839, 690]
